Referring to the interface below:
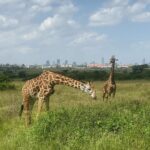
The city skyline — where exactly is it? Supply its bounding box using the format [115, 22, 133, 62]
[40, 57, 149, 66]
[0, 0, 150, 65]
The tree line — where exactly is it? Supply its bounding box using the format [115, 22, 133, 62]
[0, 64, 149, 83]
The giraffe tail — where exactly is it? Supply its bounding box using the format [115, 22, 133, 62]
[19, 103, 24, 118]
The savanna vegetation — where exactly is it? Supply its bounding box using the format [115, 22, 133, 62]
[0, 79, 150, 150]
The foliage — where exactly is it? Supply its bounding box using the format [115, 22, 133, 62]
[25, 98, 150, 150]
[132, 64, 148, 73]
[0, 64, 150, 81]
[0, 82, 16, 90]
[0, 73, 16, 90]
[0, 74, 10, 82]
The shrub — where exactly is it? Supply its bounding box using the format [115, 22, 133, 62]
[0, 82, 16, 90]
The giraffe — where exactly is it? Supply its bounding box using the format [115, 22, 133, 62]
[19, 70, 96, 126]
[102, 56, 118, 100]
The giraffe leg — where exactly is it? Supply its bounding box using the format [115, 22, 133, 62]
[106, 94, 109, 101]
[107, 87, 112, 100]
[103, 92, 106, 101]
[44, 88, 54, 111]
[29, 98, 36, 120]
[109, 92, 112, 98]
[113, 89, 116, 98]
[45, 96, 50, 111]
[108, 92, 112, 103]
[23, 96, 31, 127]
[36, 97, 45, 119]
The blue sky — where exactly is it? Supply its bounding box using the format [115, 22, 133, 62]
[0, 0, 150, 65]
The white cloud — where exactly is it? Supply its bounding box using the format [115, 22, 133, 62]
[67, 19, 79, 28]
[31, 5, 52, 13]
[17, 47, 33, 54]
[31, 0, 54, 6]
[39, 4, 78, 31]
[11, 0, 79, 46]
[142, 0, 150, 4]
[29, 0, 75, 15]
[0, 0, 20, 4]
[111, 0, 129, 6]
[57, 3, 77, 15]
[89, 7, 124, 26]
[89, 1, 150, 26]
[39, 15, 64, 31]
[23, 31, 38, 40]
[132, 11, 150, 22]
[127, 2, 146, 14]
[0, 15, 18, 28]
[71, 32, 107, 45]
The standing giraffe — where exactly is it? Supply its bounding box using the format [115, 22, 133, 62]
[19, 70, 96, 126]
[102, 56, 118, 100]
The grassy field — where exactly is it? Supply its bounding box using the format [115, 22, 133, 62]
[0, 80, 150, 150]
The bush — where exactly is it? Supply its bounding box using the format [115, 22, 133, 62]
[28, 103, 148, 145]
[0, 74, 10, 82]
[0, 82, 16, 90]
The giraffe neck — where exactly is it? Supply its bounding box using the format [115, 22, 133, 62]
[109, 62, 115, 83]
[40, 71, 83, 89]
[52, 74, 85, 89]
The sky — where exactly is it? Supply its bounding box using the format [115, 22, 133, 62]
[0, 0, 150, 65]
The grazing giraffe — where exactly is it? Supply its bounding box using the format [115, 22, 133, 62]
[19, 70, 96, 126]
[102, 56, 118, 100]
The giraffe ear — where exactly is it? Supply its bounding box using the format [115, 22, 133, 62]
[90, 81, 95, 88]
[87, 81, 95, 89]
[87, 81, 92, 87]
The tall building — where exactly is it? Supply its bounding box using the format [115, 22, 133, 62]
[45, 60, 50, 66]
[56, 59, 60, 67]
[101, 57, 104, 64]
[72, 61, 77, 67]
[64, 60, 68, 67]
[142, 58, 146, 64]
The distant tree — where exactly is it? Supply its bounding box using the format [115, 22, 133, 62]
[18, 70, 27, 78]
[21, 64, 26, 68]
[132, 64, 148, 73]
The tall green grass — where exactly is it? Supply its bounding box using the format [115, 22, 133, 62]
[0, 80, 150, 150]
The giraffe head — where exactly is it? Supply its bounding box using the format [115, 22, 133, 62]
[110, 56, 118, 64]
[82, 82, 97, 99]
